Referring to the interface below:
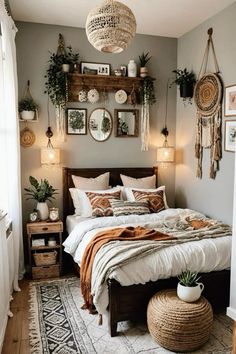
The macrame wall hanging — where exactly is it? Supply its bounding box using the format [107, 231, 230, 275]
[194, 28, 223, 179]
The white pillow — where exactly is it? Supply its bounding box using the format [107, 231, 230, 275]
[124, 186, 169, 209]
[69, 186, 122, 217]
[120, 174, 156, 188]
[72, 172, 109, 190]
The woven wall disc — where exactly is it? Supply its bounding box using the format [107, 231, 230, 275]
[20, 127, 36, 147]
[194, 73, 222, 116]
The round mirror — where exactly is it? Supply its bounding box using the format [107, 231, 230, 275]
[89, 108, 112, 142]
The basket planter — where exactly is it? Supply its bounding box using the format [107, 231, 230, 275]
[179, 82, 194, 98]
[33, 251, 57, 266]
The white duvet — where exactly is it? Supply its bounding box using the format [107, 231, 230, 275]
[63, 208, 231, 314]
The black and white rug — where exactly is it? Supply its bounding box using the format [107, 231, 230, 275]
[29, 277, 233, 354]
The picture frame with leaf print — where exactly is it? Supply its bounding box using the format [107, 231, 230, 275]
[66, 108, 87, 135]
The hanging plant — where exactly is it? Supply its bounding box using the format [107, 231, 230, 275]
[140, 77, 156, 105]
[44, 40, 79, 107]
[171, 68, 196, 103]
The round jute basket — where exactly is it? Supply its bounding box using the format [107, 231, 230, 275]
[147, 289, 213, 352]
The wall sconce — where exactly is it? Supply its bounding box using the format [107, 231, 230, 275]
[41, 100, 61, 165]
[157, 80, 175, 166]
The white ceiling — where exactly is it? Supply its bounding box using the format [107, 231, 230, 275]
[9, 0, 235, 38]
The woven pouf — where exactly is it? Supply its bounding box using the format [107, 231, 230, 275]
[147, 289, 213, 352]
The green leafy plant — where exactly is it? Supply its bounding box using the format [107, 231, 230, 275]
[139, 52, 151, 67]
[18, 98, 38, 112]
[178, 270, 201, 287]
[69, 111, 85, 131]
[44, 45, 79, 107]
[140, 77, 156, 105]
[171, 68, 196, 87]
[24, 176, 58, 203]
[101, 113, 111, 134]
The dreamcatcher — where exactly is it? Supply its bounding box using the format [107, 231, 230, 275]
[194, 28, 223, 179]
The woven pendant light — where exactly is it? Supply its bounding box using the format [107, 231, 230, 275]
[86, 0, 136, 53]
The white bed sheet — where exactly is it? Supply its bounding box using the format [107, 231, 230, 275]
[66, 215, 92, 234]
[63, 208, 231, 313]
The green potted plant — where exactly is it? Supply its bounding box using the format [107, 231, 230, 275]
[177, 270, 204, 302]
[45, 46, 79, 107]
[24, 176, 58, 220]
[19, 98, 38, 120]
[171, 68, 196, 101]
[139, 52, 151, 78]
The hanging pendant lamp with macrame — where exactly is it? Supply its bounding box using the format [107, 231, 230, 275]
[86, 0, 136, 53]
[194, 28, 223, 179]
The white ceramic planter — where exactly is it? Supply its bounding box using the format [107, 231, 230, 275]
[177, 282, 204, 302]
[140, 67, 148, 78]
[21, 110, 35, 120]
[62, 64, 70, 73]
[36, 202, 49, 221]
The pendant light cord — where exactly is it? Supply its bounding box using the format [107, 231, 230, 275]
[46, 96, 53, 148]
[162, 78, 171, 144]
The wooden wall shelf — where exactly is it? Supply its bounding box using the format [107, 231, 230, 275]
[67, 74, 153, 102]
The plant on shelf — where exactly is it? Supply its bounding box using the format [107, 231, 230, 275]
[177, 270, 204, 302]
[68, 110, 85, 132]
[19, 98, 38, 121]
[171, 68, 196, 102]
[139, 52, 151, 78]
[24, 176, 58, 221]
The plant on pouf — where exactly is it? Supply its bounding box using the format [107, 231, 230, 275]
[24, 176, 58, 220]
[19, 98, 38, 121]
[177, 270, 204, 302]
[171, 68, 196, 103]
[139, 52, 151, 78]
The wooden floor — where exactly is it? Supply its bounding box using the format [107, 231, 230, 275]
[2, 279, 30, 354]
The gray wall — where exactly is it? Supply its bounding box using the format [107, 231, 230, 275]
[175, 2, 236, 225]
[16, 22, 177, 222]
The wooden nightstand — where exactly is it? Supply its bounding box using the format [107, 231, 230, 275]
[27, 220, 63, 279]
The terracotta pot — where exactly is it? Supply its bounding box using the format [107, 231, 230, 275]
[177, 282, 204, 302]
[36, 202, 49, 221]
[140, 67, 148, 78]
[21, 110, 35, 120]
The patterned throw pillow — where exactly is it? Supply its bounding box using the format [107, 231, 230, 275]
[110, 199, 150, 217]
[86, 191, 121, 217]
[132, 190, 165, 213]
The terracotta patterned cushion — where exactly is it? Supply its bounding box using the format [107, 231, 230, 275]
[132, 190, 165, 213]
[86, 191, 121, 217]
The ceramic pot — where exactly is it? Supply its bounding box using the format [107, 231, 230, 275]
[140, 67, 148, 78]
[180, 82, 194, 98]
[36, 202, 49, 221]
[177, 282, 204, 302]
[62, 64, 70, 73]
[128, 60, 137, 77]
[21, 110, 35, 120]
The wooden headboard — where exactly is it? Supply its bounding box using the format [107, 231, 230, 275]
[63, 167, 158, 223]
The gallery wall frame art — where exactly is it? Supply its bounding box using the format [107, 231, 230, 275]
[225, 84, 236, 117]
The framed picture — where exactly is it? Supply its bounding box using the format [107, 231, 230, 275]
[81, 62, 111, 76]
[225, 84, 236, 116]
[114, 109, 139, 137]
[66, 108, 87, 135]
[225, 120, 236, 152]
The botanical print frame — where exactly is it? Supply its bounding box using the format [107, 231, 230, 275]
[224, 120, 236, 152]
[81, 62, 111, 76]
[66, 108, 87, 135]
[225, 84, 236, 116]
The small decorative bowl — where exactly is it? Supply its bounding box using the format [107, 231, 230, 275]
[114, 69, 122, 77]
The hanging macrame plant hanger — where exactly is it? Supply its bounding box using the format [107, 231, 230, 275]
[19, 80, 39, 122]
[194, 28, 223, 179]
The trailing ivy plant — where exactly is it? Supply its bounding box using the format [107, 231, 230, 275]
[140, 77, 156, 105]
[44, 46, 79, 107]
[68, 111, 85, 131]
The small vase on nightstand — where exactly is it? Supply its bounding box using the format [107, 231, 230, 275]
[36, 202, 49, 221]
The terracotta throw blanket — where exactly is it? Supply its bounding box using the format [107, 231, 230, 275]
[80, 226, 175, 313]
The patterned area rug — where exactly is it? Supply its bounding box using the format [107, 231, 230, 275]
[29, 277, 233, 354]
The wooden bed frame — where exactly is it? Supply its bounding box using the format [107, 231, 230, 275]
[63, 167, 230, 336]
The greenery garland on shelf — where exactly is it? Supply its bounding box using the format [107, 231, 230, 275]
[140, 77, 156, 105]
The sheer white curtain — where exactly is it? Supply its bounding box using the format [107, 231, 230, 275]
[0, 1, 24, 286]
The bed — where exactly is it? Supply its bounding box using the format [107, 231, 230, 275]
[63, 167, 231, 336]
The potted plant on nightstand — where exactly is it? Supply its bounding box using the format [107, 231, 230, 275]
[177, 270, 204, 302]
[24, 176, 58, 220]
[171, 68, 196, 102]
[19, 98, 38, 121]
[139, 52, 151, 78]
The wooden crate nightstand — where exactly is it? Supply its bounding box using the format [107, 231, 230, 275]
[27, 220, 63, 279]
